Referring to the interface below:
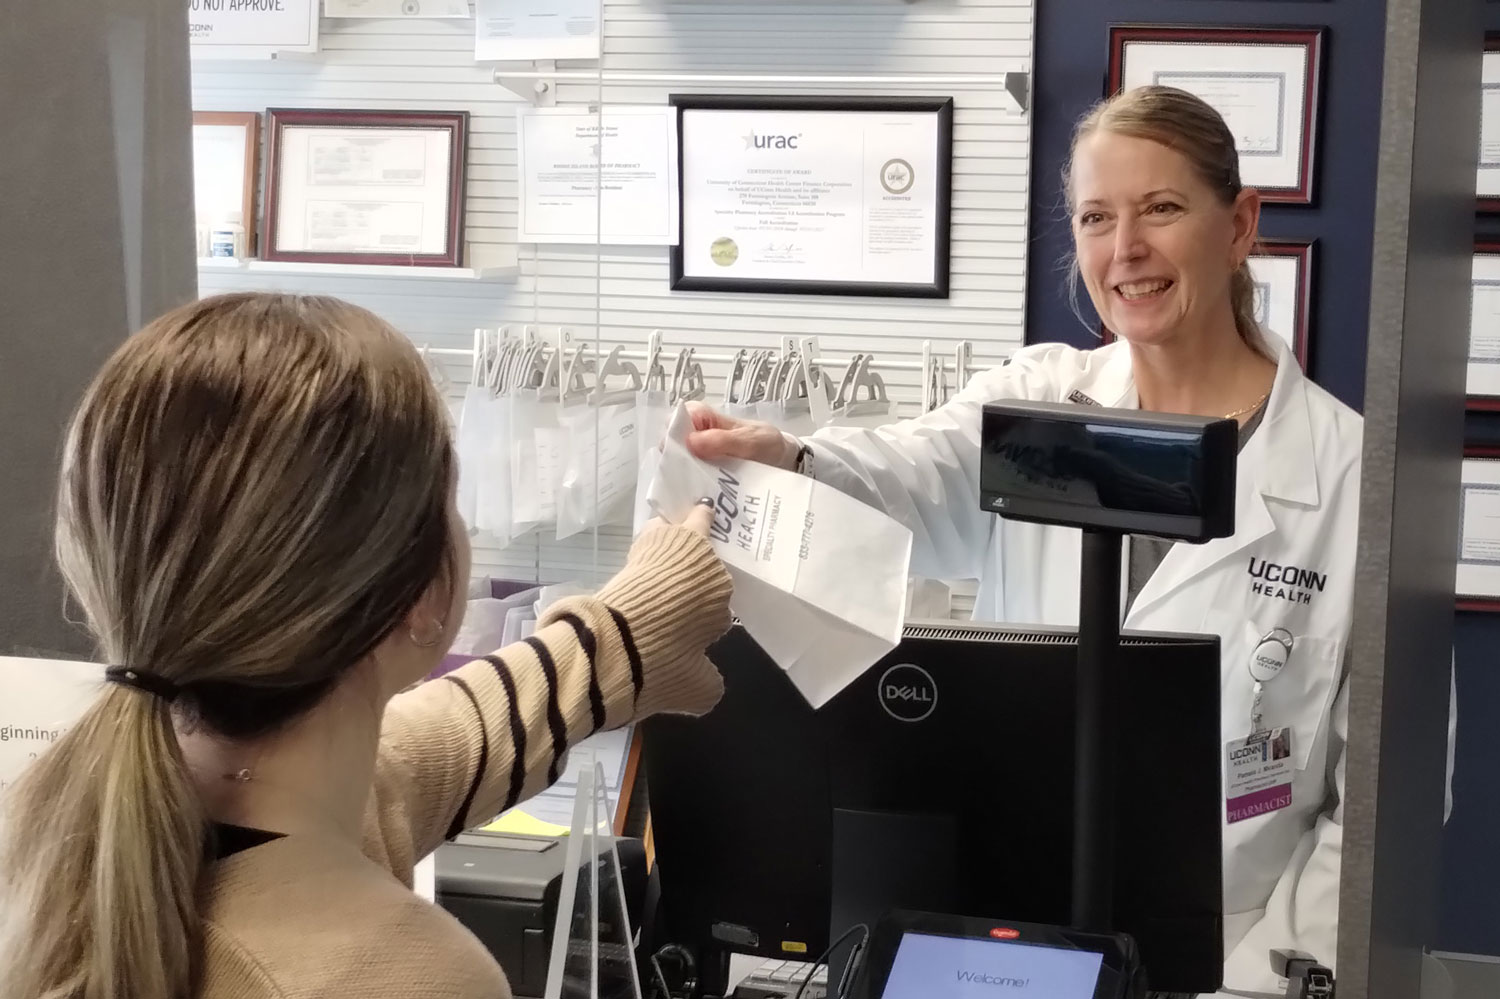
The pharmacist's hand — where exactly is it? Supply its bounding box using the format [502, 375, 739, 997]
[685, 401, 800, 469]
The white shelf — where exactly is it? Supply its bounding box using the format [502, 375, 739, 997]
[197, 257, 520, 283]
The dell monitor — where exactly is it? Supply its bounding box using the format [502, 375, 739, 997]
[640, 622, 1224, 996]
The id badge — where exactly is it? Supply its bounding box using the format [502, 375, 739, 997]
[1225, 727, 1295, 824]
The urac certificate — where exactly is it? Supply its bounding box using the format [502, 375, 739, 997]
[674, 101, 951, 296]
[274, 127, 453, 256]
[516, 106, 679, 245]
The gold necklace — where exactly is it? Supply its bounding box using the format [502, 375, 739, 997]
[1223, 389, 1271, 421]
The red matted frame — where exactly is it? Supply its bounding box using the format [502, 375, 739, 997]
[1106, 24, 1326, 205]
[1468, 240, 1500, 411]
[1458, 445, 1500, 613]
[192, 111, 261, 254]
[262, 108, 469, 267]
[1097, 238, 1314, 369]
[1480, 35, 1500, 215]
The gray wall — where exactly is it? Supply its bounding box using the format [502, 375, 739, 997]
[0, 1, 196, 658]
[1339, 0, 1483, 995]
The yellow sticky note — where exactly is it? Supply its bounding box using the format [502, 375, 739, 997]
[481, 810, 570, 838]
[781, 941, 809, 955]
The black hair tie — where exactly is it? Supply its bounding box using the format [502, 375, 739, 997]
[104, 666, 181, 703]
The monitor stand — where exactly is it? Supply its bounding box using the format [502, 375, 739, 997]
[828, 808, 959, 986]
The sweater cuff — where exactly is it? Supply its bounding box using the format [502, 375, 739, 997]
[593, 524, 733, 717]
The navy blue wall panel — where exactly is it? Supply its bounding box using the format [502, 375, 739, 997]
[1024, 0, 1499, 957]
[1025, 0, 1383, 412]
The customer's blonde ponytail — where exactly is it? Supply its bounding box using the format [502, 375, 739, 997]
[0, 686, 204, 999]
[0, 292, 458, 997]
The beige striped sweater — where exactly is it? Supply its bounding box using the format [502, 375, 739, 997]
[195, 524, 733, 998]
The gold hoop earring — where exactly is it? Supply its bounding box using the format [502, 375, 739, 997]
[409, 622, 445, 648]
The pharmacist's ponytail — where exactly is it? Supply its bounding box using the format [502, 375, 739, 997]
[0, 685, 204, 999]
[0, 292, 458, 998]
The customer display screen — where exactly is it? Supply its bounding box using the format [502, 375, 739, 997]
[879, 931, 1103, 999]
[980, 416, 1204, 517]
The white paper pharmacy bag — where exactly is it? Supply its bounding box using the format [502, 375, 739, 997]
[647, 404, 912, 708]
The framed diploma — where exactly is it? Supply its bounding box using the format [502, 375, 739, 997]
[1479, 35, 1500, 213]
[1471, 243, 1500, 408]
[1108, 25, 1326, 205]
[1246, 238, 1314, 367]
[262, 109, 469, 267]
[192, 111, 260, 252]
[1458, 447, 1500, 610]
[1100, 239, 1313, 366]
[670, 95, 954, 298]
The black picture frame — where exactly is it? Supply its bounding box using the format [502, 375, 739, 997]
[668, 95, 954, 298]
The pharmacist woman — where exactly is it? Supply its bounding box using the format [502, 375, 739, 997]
[686, 85, 1454, 997]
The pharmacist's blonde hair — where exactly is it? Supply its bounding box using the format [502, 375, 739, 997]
[1065, 85, 1261, 341]
[0, 292, 457, 999]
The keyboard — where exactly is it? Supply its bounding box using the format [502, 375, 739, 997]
[731, 959, 828, 999]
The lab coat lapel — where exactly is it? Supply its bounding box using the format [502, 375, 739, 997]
[1124, 334, 1314, 624]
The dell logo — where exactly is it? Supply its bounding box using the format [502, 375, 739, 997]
[878, 663, 938, 723]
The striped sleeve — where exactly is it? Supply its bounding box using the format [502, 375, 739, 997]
[373, 525, 731, 862]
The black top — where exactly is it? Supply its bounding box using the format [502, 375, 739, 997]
[210, 822, 285, 860]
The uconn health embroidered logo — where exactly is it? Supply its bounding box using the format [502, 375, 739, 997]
[1247, 557, 1327, 606]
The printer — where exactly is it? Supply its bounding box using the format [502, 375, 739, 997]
[436, 830, 650, 999]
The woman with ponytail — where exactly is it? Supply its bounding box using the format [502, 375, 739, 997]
[0, 292, 733, 999]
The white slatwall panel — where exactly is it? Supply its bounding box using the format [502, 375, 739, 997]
[190, 0, 1032, 602]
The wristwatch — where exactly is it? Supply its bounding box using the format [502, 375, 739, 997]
[793, 441, 814, 479]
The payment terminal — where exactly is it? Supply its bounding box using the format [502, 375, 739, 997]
[846, 911, 1145, 999]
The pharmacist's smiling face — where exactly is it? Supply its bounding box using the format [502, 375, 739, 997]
[1069, 131, 1244, 348]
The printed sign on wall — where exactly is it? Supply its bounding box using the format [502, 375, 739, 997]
[188, 0, 320, 58]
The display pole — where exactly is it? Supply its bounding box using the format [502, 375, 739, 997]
[1072, 528, 1123, 933]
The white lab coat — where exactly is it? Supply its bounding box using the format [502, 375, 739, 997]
[805, 330, 1360, 997]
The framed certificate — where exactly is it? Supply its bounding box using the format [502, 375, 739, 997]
[1247, 238, 1314, 368]
[1100, 239, 1313, 366]
[669, 95, 954, 298]
[1458, 447, 1500, 610]
[1479, 35, 1500, 213]
[1469, 242, 1500, 409]
[1108, 25, 1326, 205]
[192, 111, 260, 252]
[262, 109, 469, 267]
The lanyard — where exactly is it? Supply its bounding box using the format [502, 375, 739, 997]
[1248, 627, 1293, 735]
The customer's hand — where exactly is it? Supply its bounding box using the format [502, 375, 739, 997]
[600, 496, 733, 720]
[640, 494, 717, 539]
[685, 401, 800, 470]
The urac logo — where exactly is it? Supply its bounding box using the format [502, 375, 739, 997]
[742, 130, 802, 150]
[878, 663, 938, 723]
